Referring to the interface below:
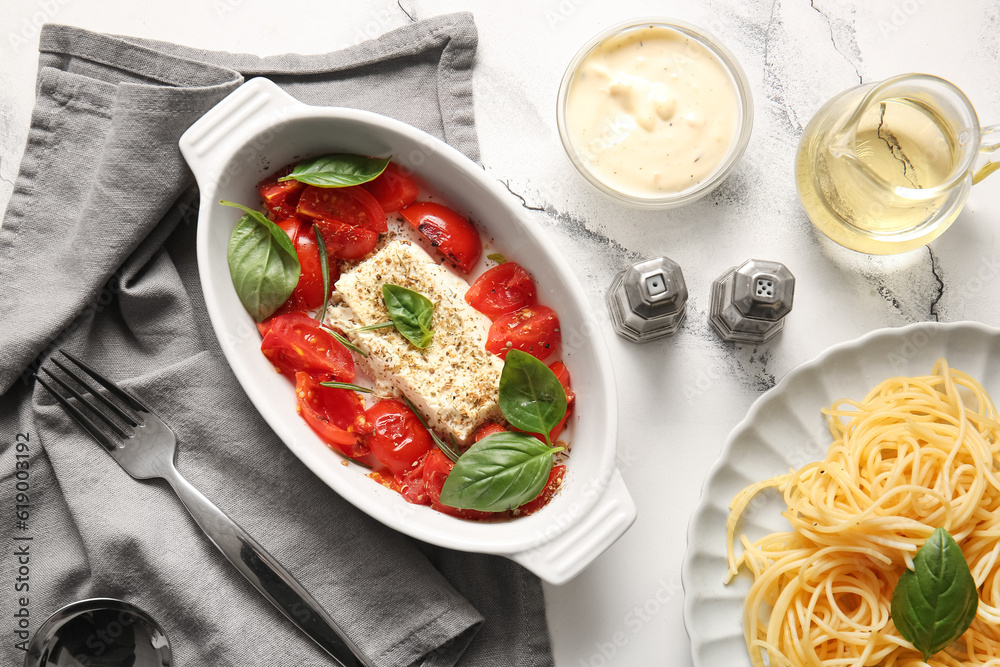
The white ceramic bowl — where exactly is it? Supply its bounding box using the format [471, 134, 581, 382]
[179, 77, 635, 584]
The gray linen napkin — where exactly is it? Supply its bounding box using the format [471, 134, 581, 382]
[0, 14, 554, 667]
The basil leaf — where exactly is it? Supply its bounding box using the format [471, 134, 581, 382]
[313, 223, 331, 322]
[222, 201, 300, 322]
[439, 431, 563, 512]
[498, 349, 567, 446]
[487, 252, 506, 264]
[382, 284, 434, 349]
[278, 154, 390, 187]
[891, 527, 979, 660]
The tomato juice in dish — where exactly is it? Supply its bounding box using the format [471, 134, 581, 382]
[224, 155, 574, 521]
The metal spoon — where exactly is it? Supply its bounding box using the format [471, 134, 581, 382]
[23, 598, 172, 667]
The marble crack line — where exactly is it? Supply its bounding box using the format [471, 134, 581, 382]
[928, 245, 944, 322]
[809, 0, 863, 84]
[499, 179, 545, 211]
[541, 204, 644, 265]
[762, 0, 804, 133]
[397, 0, 415, 22]
[0, 172, 13, 187]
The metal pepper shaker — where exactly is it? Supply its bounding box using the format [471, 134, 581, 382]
[709, 259, 795, 344]
[606, 257, 688, 342]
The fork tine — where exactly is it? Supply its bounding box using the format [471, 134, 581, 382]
[59, 348, 150, 413]
[38, 368, 130, 440]
[35, 374, 118, 451]
[50, 358, 139, 429]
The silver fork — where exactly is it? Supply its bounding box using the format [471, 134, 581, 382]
[36, 349, 375, 667]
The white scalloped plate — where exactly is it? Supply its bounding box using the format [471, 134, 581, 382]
[682, 321, 1000, 667]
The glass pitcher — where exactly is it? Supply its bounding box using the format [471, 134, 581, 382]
[795, 73, 999, 254]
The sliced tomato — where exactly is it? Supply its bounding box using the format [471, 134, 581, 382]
[399, 454, 432, 506]
[360, 162, 418, 213]
[465, 262, 538, 319]
[400, 202, 482, 273]
[515, 464, 565, 516]
[260, 312, 354, 381]
[364, 400, 434, 476]
[295, 372, 367, 458]
[296, 185, 387, 233]
[473, 422, 507, 443]
[273, 218, 340, 312]
[311, 217, 379, 261]
[419, 449, 495, 520]
[485, 305, 561, 361]
[257, 166, 306, 219]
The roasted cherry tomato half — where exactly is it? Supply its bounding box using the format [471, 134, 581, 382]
[400, 201, 482, 273]
[260, 312, 354, 381]
[296, 185, 387, 233]
[311, 217, 379, 261]
[515, 464, 565, 516]
[364, 400, 434, 476]
[485, 305, 561, 361]
[417, 449, 495, 520]
[472, 422, 507, 442]
[465, 262, 538, 319]
[257, 166, 306, 219]
[272, 218, 339, 313]
[360, 162, 419, 213]
[295, 372, 367, 458]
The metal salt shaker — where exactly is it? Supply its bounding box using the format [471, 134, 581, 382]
[606, 257, 688, 342]
[709, 259, 795, 344]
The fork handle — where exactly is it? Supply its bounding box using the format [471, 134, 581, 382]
[164, 470, 375, 667]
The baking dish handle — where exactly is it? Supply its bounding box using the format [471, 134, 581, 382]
[179, 77, 300, 191]
[510, 469, 636, 585]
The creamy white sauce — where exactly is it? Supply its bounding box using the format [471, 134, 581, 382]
[565, 26, 739, 197]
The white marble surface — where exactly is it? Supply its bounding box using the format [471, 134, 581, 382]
[2, 1, 999, 665]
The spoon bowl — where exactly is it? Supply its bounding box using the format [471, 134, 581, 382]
[23, 598, 172, 667]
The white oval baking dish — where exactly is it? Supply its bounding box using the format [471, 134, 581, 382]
[179, 77, 635, 584]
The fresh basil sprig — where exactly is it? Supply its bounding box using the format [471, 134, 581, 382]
[278, 154, 390, 187]
[313, 223, 331, 322]
[498, 349, 567, 447]
[222, 200, 300, 322]
[439, 432, 563, 512]
[382, 284, 434, 349]
[891, 527, 979, 660]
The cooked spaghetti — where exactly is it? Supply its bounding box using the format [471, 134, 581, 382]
[725, 359, 1000, 667]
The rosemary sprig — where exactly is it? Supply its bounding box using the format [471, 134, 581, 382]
[313, 223, 331, 323]
[321, 326, 369, 357]
[402, 397, 460, 462]
[319, 381, 374, 394]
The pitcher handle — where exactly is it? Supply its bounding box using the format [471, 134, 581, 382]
[973, 125, 1000, 184]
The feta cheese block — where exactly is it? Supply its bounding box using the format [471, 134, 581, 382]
[326, 238, 503, 443]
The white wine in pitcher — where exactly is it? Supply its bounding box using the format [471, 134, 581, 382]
[796, 75, 997, 254]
